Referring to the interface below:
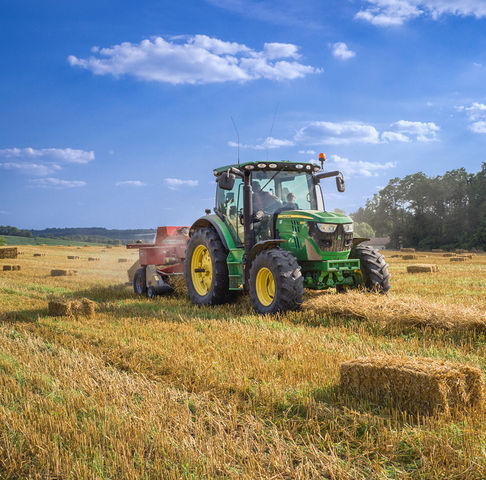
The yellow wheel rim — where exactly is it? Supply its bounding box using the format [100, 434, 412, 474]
[191, 245, 213, 296]
[255, 267, 275, 307]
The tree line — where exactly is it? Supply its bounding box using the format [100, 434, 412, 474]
[351, 163, 486, 250]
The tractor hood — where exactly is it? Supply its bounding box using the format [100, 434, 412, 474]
[276, 210, 353, 224]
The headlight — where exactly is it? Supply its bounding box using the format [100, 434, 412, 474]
[316, 223, 337, 233]
[343, 223, 353, 233]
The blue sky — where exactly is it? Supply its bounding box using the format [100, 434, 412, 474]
[1, 0, 486, 229]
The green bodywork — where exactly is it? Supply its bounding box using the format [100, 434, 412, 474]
[195, 161, 363, 291]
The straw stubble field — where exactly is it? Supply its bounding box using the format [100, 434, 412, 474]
[1, 245, 486, 479]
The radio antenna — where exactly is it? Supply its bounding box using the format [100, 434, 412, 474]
[266, 103, 279, 162]
[230, 116, 240, 166]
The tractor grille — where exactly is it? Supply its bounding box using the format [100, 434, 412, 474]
[308, 222, 353, 252]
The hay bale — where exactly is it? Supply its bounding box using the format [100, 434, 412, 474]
[390, 254, 402, 258]
[50, 269, 77, 277]
[432, 249, 444, 253]
[402, 255, 417, 260]
[118, 258, 129, 263]
[88, 257, 100, 261]
[48, 299, 72, 316]
[48, 298, 95, 317]
[71, 298, 96, 317]
[459, 254, 474, 259]
[106, 246, 113, 249]
[2, 265, 12, 271]
[0, 247, 18, 259]
[12, 265, 21, 271]
[340, 355, 484, 415]
[407, 264, 438, 273]
[33, 253, 45, 257]
[67, 255, 79, 260]
[455, 249, 468, 254]
[442, 253, 456, 257]
[400, 248, 415, 253]
[450, 257, 467, 262]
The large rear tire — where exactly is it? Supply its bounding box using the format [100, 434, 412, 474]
[350, 245, 391, 293]
[185, 228, 230, 306]
[133, 268, 147, 295]
[249, 249, 303, 314]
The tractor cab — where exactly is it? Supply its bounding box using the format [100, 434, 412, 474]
[214, 160, 346, 245]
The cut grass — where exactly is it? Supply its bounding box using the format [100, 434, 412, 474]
[0, 245, 485, 479]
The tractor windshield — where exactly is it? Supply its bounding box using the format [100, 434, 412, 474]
[251, 170, 319, 214]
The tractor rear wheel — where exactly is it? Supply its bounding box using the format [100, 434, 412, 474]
[185, 228, 229, 306]
[249, 249, 303, 314]
[349, 245, 391, 293]
[133, 268, 147, 295]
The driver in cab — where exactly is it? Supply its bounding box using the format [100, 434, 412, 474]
[252, 181, 280, 213]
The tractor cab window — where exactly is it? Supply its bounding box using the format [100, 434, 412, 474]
[251, 170, 318, 241]
[251, 170, 318, 213]
[215, 177, 244, 244]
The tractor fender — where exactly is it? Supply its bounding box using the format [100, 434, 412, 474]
[189, 215, 236, 252]
[245, 240, 287, 282]
[352, 237, 370, 246]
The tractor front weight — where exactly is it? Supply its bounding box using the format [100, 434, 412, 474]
[301, 259, 362, 289]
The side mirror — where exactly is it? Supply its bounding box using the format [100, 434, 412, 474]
[336, 174, 345, 193]
[218, 172, 235, 191]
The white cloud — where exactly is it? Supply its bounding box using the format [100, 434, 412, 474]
[470, 120, 486, 134]
[457, 102, 486, 134]
[30, 178, 86, 188]
[69, 35, 320, 85]
[331, 42, 356, 60]
[295, 121, 381, 145]
[0, 147, 94, 164]
[164, 178, 199, 190]
[386, 120, 439, 141]
[228, 136, 295, 150]
[356, 0, 486, 26]
[115, 180, 146, 187]
[298, 149, 316, 155]
[381, 131, 410, 142]
[0, 147, 94, 176]
[327, 154, 396, 177]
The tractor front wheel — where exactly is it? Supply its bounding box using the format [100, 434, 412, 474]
[185, 228, 229, 306]
[249, 249, 303, 314]
[350, 245, 391, 293]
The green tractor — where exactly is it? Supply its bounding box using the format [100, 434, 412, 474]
[185, 155, 390, 314]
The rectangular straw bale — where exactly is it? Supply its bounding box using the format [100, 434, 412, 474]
[402, 255, 417, 260]
[48, 299, 72, 316]
[71, 298, 96, 317]
[390, 254, 402, 258]
[118, 258, 128, 263]
[432, 249, 444, 252]
[0, 247, 17, 259]
[407, 264, 438, 273]
[88, 257, 100, 261]
[33, 253, 45, 257]
[2, 265, 12, 271]
[12, 265, 21, 271]
[50, 269, 77, 277]
[455, 249, 468, 254]
[400, 248, 415, 253]
[442, 253, 456, 257]
[459, 254, 474, 259]
[340, 355, 484, 415]
[450, 257, 467, 262]
[67, 255, 79, 260]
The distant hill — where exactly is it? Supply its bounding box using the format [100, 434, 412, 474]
[0, 226, 156, 245]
